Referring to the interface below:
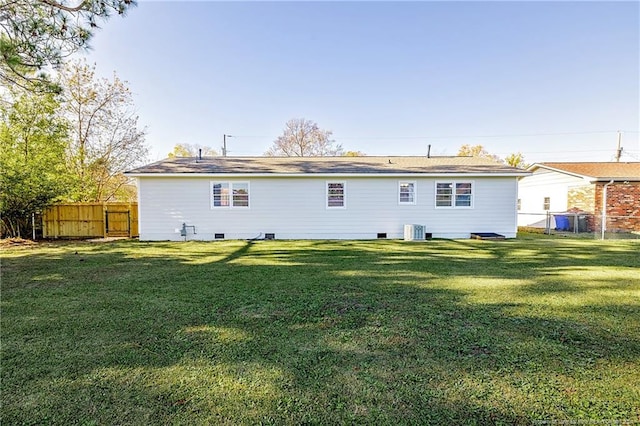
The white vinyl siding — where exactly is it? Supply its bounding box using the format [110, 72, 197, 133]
[137, 176, 519, 240]
[517, 168, 589, 227]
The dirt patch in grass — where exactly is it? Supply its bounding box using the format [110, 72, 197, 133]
[0, 238, 38, 248]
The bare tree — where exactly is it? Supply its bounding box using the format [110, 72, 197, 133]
[58, 59, 147, 201]
[265, 118, 343, 157]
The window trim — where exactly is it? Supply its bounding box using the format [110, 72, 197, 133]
[398, 181, 417, 205]
[326, 181, 346, 209]
[434, 181, 474, 209]
[210, 181, 250, 209]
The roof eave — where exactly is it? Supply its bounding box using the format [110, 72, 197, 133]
[527, 163, 591, 180]
[590, 177, 640, 183]
[125, 172, 531, 178]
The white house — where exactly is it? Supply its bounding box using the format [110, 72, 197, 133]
[125, 156, 529, 241]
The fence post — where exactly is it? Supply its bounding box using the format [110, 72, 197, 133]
[55, 205, 60, 239]
[103, 202, 107, 238]
[545, 211, 550, 234]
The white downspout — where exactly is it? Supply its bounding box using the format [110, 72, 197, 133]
[601, 180, 614, 240]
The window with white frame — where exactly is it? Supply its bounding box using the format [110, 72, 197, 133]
[435, 181, 473, 208]
[232, 182, 249, 207]
[399, 181, 416, 204]
[543, 197, 550, 211]
[211, 182, 249, 208]
[327, 182, 345, 208]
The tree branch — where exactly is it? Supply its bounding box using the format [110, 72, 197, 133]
[37, 0, 89, 13]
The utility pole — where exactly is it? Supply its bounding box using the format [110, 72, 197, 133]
[615, 131, 622, 162]
[223, 134, 233, 157]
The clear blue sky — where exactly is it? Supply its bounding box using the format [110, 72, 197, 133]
[76, 1, 640, 163]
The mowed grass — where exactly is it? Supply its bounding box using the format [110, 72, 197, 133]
[1, 235, 639, 425]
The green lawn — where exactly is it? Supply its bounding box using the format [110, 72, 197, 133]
[2, 235, 639, 425]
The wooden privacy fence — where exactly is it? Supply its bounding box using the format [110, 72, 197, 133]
[42, 202, 138, 239]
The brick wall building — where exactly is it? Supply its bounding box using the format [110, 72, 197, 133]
[596, 182, 640, 232]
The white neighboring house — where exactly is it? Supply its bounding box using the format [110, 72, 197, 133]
[517, 162, 640, 231]
[125, 156, 529, 241]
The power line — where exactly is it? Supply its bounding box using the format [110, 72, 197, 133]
[336, 130, 637, 140]
[222, 130, 639, 141]
[623, 151, 640, 160]
[496, 149, 613, 154]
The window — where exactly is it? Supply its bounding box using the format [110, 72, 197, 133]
[327, 182, 345, 208]
[399, 181, 416, 204]
[436, 182, 453, 207]
[232, 182, 249, 207]
[211, 182, 249, 208]
[543, 197, 550, 211]
[212, 182, 229, 207]
[455, 183, 472, 207]
[517, 198, 521, 211]
[435, 181, 473, 208]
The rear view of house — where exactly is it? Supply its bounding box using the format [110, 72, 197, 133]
[126, 156, 528, 241]
[518, 162, 640, 233]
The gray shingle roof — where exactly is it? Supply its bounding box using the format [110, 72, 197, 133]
[126, 156, 528, 176]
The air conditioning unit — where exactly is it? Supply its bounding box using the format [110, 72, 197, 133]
[404, 224, 426, 241]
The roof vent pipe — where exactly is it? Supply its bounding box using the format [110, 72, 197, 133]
[427, 144, 431, 158]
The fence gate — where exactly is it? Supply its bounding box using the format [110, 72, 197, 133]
[105, 210, 130, 237]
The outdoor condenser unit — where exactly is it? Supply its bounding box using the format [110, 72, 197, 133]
[404, 224, 426, 241]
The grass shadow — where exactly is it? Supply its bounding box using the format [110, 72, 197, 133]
[2, 238, 639, 424]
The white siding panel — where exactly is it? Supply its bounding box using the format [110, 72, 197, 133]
[517, 169, 588, 226]
[137, 176, 519, 240]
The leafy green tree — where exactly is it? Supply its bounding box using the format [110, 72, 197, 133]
[265, 118, 343, 157]
[0, 91, 70, 237]
[457, 144, 528, 168]
[168, 143, 218, 158]
[0, 0, 136, 92]
[456, 144, 502, 162]
[504, 152, 528, 168]
[58, 60, 147, 202]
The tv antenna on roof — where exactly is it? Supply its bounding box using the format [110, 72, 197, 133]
[223, 134, 233, 157]
[615, 131, 623, 162]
